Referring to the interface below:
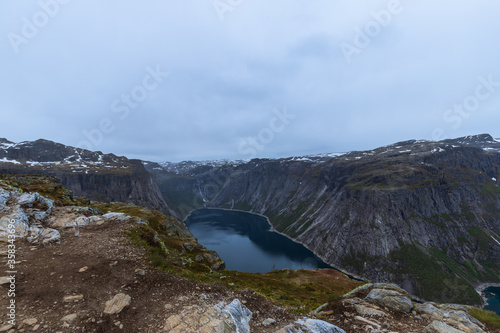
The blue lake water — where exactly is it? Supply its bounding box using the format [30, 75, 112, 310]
[484, 286, 500, 316]
[185, 208, 332, 273]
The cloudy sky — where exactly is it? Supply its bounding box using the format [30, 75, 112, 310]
[1, 1, 499, 162]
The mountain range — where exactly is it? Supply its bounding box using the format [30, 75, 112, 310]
[1, 134, 499, 305]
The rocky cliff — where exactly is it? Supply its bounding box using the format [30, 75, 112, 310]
[152, 134, 500, 305]
[0, 138, 170, 215]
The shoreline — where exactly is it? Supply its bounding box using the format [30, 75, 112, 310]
[475, 282, 500, 308]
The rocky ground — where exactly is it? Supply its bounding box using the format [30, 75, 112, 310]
[0, 183, 499, 332]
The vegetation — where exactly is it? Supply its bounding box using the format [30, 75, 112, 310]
[388, 244, 486, 305]
[469, 308, 500, 328]
[0, 173, 88, 206]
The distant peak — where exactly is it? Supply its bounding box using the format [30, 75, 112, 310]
[448, 134, 494, 143]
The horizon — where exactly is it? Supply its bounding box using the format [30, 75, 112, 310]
[1, 132, 498, 164]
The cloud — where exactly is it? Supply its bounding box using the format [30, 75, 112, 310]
[1, 0, 500, 162]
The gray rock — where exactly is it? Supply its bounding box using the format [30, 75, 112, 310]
[422, 321, 464, 333]
[18, 192, 39, 206]
[354, 304, 387, 317]
[416, 303, 444, 320]
[0, 188, 11, 211]
[27, 226, 61, 244]
[182, 242, 195, 252]
[277, 318, 346, 333]
[0, 207, 29, 241]
[365, 289, 413, 313]
[224, 299, 252, 333]
[445, 310, 486, 333]
[263, 318, 276, 326]
[102, 212, 129, 221]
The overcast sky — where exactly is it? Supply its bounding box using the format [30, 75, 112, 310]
[1, 1, 499, 162]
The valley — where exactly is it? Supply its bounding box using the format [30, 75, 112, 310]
[1, 134, 500, 332]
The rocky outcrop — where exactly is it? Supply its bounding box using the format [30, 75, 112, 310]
[336, 283, 491, 333]
[0, 138, 170, 215]
[153, 134, 500, 304]
[0, 187, 59, 244]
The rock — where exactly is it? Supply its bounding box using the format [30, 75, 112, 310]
[61, 313, 77, 323]
[162, 299, 253, 332]
[445, 311, 486, 333]
[18, 192, 40, 206]
[277, 318, 346, 333]
[224, 299, 252, 333]
[102, 212, 129, 221]
[354, 316, 380, 328]
[0, 325, 13, 332]
[365, 289, 413, 313]
[0, 207, 29, 241]
[182, 242, 195, 252]
[22, 318, 38, 326]
[423, 321, 464, 333]
[354, 304, 387, 317]
[0, 188, 10, 211]
[27, 226, 60, 244]
[0, 276, 12, 285]
[416, 303, 444, 320]
[104, 293, 131, 314]
[440, 304, 472, 312]
[263, 318, 276, 326]
[63, 295, 84, 302]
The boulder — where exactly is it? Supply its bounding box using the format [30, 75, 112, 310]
[104, 293, 131, 315]
[224, 299, 252, 333]
[0, 188, 11, 211]
[365, 289, 413, 313]
[354, 304, 387, 317]
[416, 303, 444, 320]
[18, 192, 40, 206]
[275, 318, 346, 333]
[423, 321, 465, 333]
[27, 226, 60, 244]
[0, 207, 29, 241]
[162, 299, 252, 332]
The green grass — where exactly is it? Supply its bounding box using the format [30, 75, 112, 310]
[469, 308, 500, 328]
[0, 173, 88, 206]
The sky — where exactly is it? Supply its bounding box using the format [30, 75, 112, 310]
[1, 1, 500, 162]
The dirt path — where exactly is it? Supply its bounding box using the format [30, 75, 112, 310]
[0, 219, 294, 332]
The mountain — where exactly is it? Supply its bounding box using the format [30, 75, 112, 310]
[151, 134, 500, 305]
[0, 138, 170, 215]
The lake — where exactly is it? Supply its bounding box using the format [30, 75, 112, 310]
[184, 208, 332, 273]
[484, 286, 500, 316]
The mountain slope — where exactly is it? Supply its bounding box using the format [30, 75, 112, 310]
[152, 134, 500, 304]
[0, 138, 170, 215]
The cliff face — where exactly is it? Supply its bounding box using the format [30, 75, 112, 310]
[0, 138, 170, 215]
[153, 134, 500, 304]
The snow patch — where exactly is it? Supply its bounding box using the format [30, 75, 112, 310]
[0, 157, 21, 164]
